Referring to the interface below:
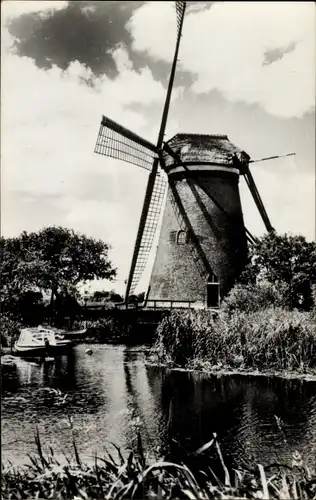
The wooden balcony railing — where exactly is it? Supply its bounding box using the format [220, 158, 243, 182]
[115, 300, 200, 310]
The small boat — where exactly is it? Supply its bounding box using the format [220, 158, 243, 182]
[14, 326, 73, 358]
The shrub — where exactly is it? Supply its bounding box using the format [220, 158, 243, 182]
[311, 283, 316, 319]
[221, 281, 290, 316]
[1, 313, 21, 348]
[86, 316, 132, 342]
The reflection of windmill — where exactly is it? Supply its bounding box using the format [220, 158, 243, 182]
[94, 2, 294, 308]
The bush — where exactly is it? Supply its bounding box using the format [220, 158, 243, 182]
[1, 314, 21, 348]
[86, 316, 132, 342]
[221, 281, 290, 315]
[311, 283, 316, 319]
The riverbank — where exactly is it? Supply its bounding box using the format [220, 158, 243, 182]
[0, 313, 157, 353]
[2, 428, 315, 500]
[152, 307, 316, 378]
[2, 303, 316, 380]
[146, 359, 316, 382]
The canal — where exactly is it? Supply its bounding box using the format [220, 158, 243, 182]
[2, 344, 316, 469]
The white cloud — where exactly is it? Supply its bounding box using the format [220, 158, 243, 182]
[1, 24, 167, 292]
[240, 156, 315, 241]
[128, 1, 315, 118]
[80, 5, 96, 16]
[1, 2, 314, 297]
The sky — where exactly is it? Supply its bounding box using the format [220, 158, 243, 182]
[1, 1, 315, 295]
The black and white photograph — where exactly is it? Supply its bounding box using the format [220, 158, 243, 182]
[1, 1, 316, 498]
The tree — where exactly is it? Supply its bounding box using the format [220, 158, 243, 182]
[90, 290, 123, 303]
[1, 226, 116, 321]
[92, 290, 110, 301]
[127, 292, 146, 306]
[240, 232, 316, 310]
[109, 290, 124, 303]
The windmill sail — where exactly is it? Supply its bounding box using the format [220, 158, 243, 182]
[128, 169, 167, 296]
[243, 166, 274, 232]
[94, 116, 157, 171]
[175, 1, 186, 36]
[124, 1, 186, 302]
[93, 115, 167, 296]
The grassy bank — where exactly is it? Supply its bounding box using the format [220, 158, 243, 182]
[153, 307, 316, 376]
[2, 427, 316, 499]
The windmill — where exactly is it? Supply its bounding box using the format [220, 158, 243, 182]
[94, 1, 294, 308]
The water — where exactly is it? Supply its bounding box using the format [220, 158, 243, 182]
[2, 344, 316, 469]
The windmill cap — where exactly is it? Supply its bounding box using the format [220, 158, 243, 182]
[163, 133, 250, 170]
[169, 133, 229, 140]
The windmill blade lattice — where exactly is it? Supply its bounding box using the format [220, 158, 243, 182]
[95, 2, 187, 303]
[175, 1, 186, 36]
[128, 169, 168, 295]
[94, 116, 157, 172]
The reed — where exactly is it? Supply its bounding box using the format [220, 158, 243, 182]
[2, 427, 316, 499]
[154, 307, 316, 373]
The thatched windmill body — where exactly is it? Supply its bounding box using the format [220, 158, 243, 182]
[94, 2, 287, 308]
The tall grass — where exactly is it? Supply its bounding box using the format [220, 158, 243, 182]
[154, 307, 316, 373]
[2, 427, 316, 499]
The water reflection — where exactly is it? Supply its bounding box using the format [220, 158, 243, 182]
[145, 368, 316, 468]
[122, 349, 167, 455]
[2, 345, 316, 469]
[2, 351, 106, 414]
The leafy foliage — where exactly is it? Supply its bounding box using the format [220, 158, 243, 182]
[1, 226, 116, 320]
[92, 290, 124, 302]
[240, 233, 316, 310]
[311, 283, 316, 319]
[221, 281, 290, 315]
[2, 427, 316, 499]
[128, 292, 146, 305]
[0, 314, 21, 348]
[85, 316, 132, 342]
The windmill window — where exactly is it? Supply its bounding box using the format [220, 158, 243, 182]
[208, 272, 218, 283]
[207, 273, 220, 307]
[177, 230, 187, 245]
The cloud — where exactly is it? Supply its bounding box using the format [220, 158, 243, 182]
[240, 156, 315, 241]
[128, 1, 315, 118]
[4, 0, 144, 77]
[80, 5, 96, 16]
[1, 23, 167, 291]
[1, 1, 314, 297]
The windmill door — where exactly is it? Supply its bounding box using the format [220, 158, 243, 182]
[207, 274, 220, 308]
